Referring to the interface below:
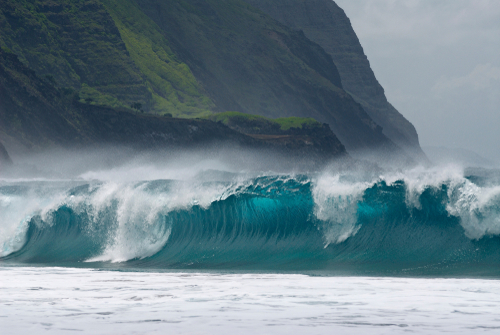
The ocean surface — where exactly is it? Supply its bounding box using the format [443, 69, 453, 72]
[2, 164, 500, 333]
[2, 267, 500, 334]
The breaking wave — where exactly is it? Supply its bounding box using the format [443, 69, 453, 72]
[1, 166, 500, 275]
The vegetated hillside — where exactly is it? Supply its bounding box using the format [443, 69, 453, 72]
[0, 48, 345, 167]
[130, 0, 402, 153]
[245, 0, 426, 159]
[209, 111, 323, 133]
[0, 47, 85, 151]
[100, 0, 215, 117]
[0, 0, 404, 156]
[0, 0, 214, 116]
[0, 47, 243, 150]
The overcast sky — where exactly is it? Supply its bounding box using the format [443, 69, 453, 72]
[334, 0, 500, 160]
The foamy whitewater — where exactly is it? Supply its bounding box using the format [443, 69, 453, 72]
[2, 163, 500, 333]
[2, 267, 500, 334]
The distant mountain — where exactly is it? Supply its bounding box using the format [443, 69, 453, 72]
[0, 0, 409, 158]
[244, 0, 426, 160]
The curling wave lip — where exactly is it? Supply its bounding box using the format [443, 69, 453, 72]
[1, 169, 500, 276]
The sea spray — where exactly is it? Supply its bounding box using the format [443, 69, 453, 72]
[1, 167, 500, 275]
[313, 173, 368, 246]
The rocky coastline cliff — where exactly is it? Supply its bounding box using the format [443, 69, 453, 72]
[0, 0, 424, 167]
[245, 0, 426, 160]
[0, 47, 345, 169]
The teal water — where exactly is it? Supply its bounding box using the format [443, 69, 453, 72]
[1, 167, 500, 276]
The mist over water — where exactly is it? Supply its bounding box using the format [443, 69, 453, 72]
[1, 147, 500, 276]
[2, 148, 500, 335]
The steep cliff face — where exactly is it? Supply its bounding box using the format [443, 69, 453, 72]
[244, 0, 426, 159]
[0, 0, 406, 157]
[0, 47, 244, 150]
[130, 0, 400, 153]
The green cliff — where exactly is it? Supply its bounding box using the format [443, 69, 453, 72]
[0, 0, 214, 116]
[208, 112, 346, 159]
[0, 0, 407, 157]
[0, 47, 346, 167]
[244, 0, 426, 159]
[127, 0, 399, 153]
[0, 46, 229, 149]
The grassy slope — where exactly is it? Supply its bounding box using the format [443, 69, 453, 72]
[209, 111, 321, 131]
[101, 0, 215, 117]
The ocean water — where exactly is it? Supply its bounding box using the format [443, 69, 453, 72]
[2, 164, 500, 333]
[2, 267, 500, 334]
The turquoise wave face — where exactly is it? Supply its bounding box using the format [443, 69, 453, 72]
[2, 169, 500, 276]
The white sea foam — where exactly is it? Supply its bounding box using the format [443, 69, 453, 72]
[1, 267, 500, 335]
[382, 164, 465, 209]
[447, 180, 500, 239]
[379, 164, 500, 239]
[312, 164, 500, 245]
[313, 173, 370, 246]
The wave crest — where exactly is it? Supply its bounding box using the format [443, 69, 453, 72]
[1, 167, 500, 274]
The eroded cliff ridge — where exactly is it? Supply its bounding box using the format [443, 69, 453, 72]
[115, 0, 399, 153]
[244, 0, 426, 159]
[1, 0, 406, 156]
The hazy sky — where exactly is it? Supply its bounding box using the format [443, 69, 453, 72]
[334, 0, 500, 160]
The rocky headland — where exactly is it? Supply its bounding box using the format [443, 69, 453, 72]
[0, 0, 425, 168]
[0, 47, 345, 169]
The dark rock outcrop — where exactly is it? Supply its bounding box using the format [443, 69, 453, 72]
[244, 0, 426, 160]
[209, 112, 346, 159]
[0, 47, 345, 168]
